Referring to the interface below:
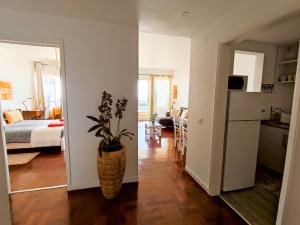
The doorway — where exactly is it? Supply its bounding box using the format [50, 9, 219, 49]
[218, 21, 300, 225]
[0, 40, 70, 193]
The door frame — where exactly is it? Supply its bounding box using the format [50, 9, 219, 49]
[275, 41, 300, 225]
[0, 35, 71, 193]
[211, 41, 300, 225]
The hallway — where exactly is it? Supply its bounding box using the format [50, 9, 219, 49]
[9, 124, 246, 225]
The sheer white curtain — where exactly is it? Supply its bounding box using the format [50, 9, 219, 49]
[153, 76, 171, 117]
[35, 62, 45, 110]
[138, 74, 172, 120]
[35, 63, 61, 118]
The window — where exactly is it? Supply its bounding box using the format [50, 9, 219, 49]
[153, 77, 171, 117]
[138, 77, 150, 120]
[138, 75, 172, 120]
[233, 50, 264, 92]
[43, 74, 61, 112]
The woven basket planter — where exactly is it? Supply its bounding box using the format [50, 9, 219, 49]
[97, 146, 126, 199]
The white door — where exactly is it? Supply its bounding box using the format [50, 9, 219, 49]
[223, 120, 261, 191]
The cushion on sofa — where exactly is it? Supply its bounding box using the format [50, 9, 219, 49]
[180, 109, 188, 119]
[171, 109, 181, 118]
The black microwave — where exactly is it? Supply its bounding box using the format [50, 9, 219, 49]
[228, 75, 248, 91]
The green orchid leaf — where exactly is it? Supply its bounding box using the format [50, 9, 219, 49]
[88, 124, 101, 133]
[103, 127, 113, 137]
[86, 115, 101, 123]
[119, 129, 127, 134]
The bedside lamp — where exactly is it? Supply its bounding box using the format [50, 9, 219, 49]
[22, 97, 33, 110]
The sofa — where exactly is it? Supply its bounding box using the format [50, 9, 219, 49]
[156, 107, 188, 128]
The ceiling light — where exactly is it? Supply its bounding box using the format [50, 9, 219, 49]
[182, 11, 190, 17]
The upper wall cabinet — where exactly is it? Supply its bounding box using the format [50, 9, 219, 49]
[275, 41, 299, 84]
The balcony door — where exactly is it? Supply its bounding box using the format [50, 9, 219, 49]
[153, 76, 171, 117]
[138, 76, 151, 120]
[138, 75, 171, 120]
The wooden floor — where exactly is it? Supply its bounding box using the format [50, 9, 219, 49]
[10, 123, 246, 225]
[221, 166, 282, 225]
[9, 150, 67, 191]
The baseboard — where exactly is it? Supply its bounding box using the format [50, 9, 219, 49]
[185, 165, 210, 194]
[123, 176, 139, 183]
[68, 181, 99, 191]
[68, 176, 139, 191]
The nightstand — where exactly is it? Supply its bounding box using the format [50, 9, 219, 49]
[22, 110, 45, 120]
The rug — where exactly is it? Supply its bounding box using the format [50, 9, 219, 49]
[8, 152, 40, 166]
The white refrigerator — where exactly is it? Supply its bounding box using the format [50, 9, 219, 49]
[222, 92, 264, 192]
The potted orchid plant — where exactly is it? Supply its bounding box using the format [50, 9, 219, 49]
[87, 91, 134, 199]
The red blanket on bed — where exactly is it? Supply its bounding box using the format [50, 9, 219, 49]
[48, 122, 64, 127]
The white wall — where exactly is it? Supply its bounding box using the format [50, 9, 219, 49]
[0, 8, 138, 192]
[0, 47, 35, 111]
[185, 36, 219, 192]
[186, 0, 300, 200]
[139, 32, 191, 107]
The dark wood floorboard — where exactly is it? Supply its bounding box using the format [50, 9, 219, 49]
[10, 122, 246, 225]
[9, 150, 67, 191]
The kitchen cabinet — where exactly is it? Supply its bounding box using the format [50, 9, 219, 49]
[275, 42, 299, 84]
[258, 124, 289, 174]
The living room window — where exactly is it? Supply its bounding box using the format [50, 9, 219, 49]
[138, 76, 151, 121]
[138, 74, 172, 120]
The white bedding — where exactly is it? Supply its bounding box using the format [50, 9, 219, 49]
[30, 126, 63, 148]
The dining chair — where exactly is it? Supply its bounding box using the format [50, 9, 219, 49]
[173, 118, 183, 149]
[181, 120, 188, 155]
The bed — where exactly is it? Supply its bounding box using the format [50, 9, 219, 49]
[4, 120, 64, 150]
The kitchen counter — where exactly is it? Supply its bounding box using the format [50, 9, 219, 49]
[261, 120, 290, 130]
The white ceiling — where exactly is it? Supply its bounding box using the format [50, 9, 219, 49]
[0, 0, 244, 37]
[138, 0, 243, 37]
[0, 43, 60, 62]
[248, 14, 300, 44]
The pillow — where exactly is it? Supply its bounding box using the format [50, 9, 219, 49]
[170, 109, 181, 118]
[179, 107, 188, 116]
[4, 110, 23, 124]
[2, 120, 6, 127]
[180, 109, 188, 119]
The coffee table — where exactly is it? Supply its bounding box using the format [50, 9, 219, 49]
[145, 122, 163, 141]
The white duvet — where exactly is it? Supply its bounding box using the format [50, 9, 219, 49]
[30, 126, 63, 148]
